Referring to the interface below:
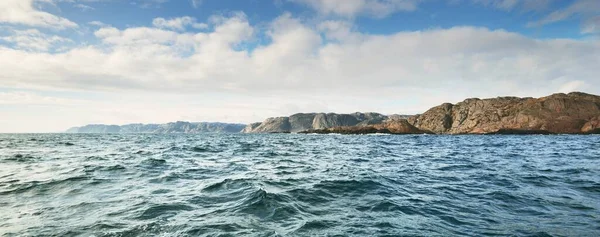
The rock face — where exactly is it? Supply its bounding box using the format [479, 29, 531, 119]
[244, 112, 389, 133]
[302, 120, 428, 134]
[373, 120, 428, 134]
[409, 92, 600, 134]
[249, 117, 291, 133]
[67, 121, 246, 133]
[581, 116, 600, 134]
[242, 123, 262, 133]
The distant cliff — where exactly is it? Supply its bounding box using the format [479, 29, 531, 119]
[409, 92, 600, 134]
[66, 121, 246, 133]
[242, 112, 411, 133]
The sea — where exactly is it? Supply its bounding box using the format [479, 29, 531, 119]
[1, 133, 599, 236]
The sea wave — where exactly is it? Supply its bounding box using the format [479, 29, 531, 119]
[1, 133, 599, 236]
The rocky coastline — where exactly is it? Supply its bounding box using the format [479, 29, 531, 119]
[66, 92, 600, 135]
[244, 92, 600, 135]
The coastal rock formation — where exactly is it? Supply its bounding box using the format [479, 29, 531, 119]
[373, 119, 428, 134]
[581, 116, 600, 134]
[302, 119, 428, 134]
[243, 112, 389, 133]
[409, 92, 600, 134]
[246, 92, 600, 135]
[242, 123, 262, 133]
[66, 121, 246, 134]
[248, 117, 292, 133]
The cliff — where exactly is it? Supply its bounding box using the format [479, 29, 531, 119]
[66, 121, 246, 134]
[243, 112, 390, 133]
[301, 119, 429, 134]
[409, 92, 600, 134]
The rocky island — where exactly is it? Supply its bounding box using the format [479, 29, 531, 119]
[244, 92, 600, 135]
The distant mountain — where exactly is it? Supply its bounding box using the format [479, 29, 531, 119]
[66, 121, 246, 133]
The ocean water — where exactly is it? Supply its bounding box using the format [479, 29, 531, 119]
[1, 134, 599, 237]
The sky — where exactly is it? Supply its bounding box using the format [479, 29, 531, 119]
[0, 0, 599, 132]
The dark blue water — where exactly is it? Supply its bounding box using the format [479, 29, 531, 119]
[1, 134, 599, 236]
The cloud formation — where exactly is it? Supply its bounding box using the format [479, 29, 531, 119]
[527, 0, 600, 33]
[152, 16, 208, 31]
[190, 0, 202, 8]
[289, 0, 420, 18]
[0, 0, 78, 29]
[471, 0, 553, 11]
[289, 0, 557, 18]
[1, 13, 598, 97]
[0, 28, 72, 51]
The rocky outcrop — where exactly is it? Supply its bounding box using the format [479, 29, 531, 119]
[248, 117, 291, 133]
[373, 120, 429, 134]
[581, 116, 600, 134]
[409, 92, 600, 134]
[243, 112, 390, 133]
[302, 119, 428, 134]
[242, 123, 262, 133]
[485, 129, 554, 135]
[66, 121, 246, 134]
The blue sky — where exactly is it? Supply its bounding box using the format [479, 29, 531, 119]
[0, 0, 599, 132]
[17, 0, 597, 43]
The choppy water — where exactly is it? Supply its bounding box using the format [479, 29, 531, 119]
[1, 134, 599, 236]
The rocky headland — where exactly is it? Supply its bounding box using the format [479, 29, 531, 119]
[245, 92, 600, 135]
[409, 92, 600, 134]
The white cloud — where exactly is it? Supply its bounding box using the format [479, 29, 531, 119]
[193, 22, 209, 29]
[88, 20, 108, 27]
[288, 0, 554, 18]
[190, 0, 202, 8]
[131, 0, 170, 8]
[152, 16, 208, 31]
[472, 0, 519, 10]
[582, 16, 600, 34]
[471, 0, 553, 11]
[74, 3, 94, 11]
[527, 0, 600, 33]
[0, 13, 599, 132]
[1, 13, 598, 95]
[289, 0, 420, 18]
[1, 29, 72, 51]
[0, 0, 78, 29]
[318, 20, 356, 41]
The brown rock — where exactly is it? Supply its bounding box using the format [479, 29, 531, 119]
[372, 120, 427, 134]
[410, 92, 600, 134]
[581, 116, 600, 133]
[301, 119, 428, 135]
